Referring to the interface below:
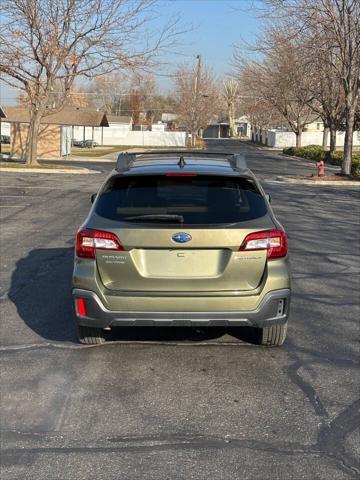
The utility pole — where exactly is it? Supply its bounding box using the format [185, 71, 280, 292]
[0, 105, 5, 155]
[194, 54, 201, 99]
[192, 55, 201, 146]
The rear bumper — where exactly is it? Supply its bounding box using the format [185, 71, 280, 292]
[72, 288, 291, 328]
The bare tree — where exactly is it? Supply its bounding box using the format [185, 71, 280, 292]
[82, 71, 176, 121]
[145, 110, 155, 130]
[353, 99, 360, 131]
[222, 80, 239, 137]
[130, 90, 141, 126]
[77, 73, 129, 114]
[308, 0, 359, 173]
[237, 66, 285, 141]
[65, 84, 92, 109]
[0, 0, 181, 165]
[266, 0, 360, 174]
[234, 34, 314, 147]
[305, 55, 345, 154]
[129, 73, 157, 125]
[174, 60, 220, 146]
[74, 72, 156, 116]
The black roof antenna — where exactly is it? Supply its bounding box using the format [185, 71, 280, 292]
[178, 156, 186, 168]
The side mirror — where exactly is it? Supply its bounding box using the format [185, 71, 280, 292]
[265, 194, 271, 203]
[91, 193, 96, 204]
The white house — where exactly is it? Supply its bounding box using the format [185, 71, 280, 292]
[203, 116, 251, 139]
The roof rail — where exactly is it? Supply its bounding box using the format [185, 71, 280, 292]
[115, 150, 247, 172]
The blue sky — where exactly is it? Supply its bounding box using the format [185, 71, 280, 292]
[157, 0, 260, 79]
[0, 0, 261, 105]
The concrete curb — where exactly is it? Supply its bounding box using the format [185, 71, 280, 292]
[276, 176, 360, 186]
[70, 156, 116, 163]
[0, 167, 100, 174]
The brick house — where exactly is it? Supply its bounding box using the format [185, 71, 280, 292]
[4, 107, 108, 160]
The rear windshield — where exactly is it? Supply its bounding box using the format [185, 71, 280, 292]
[95, 175, 268, 225]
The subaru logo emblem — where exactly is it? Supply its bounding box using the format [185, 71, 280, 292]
[172, 232, 192, 243]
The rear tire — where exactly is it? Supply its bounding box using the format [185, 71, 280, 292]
[78, 325, 106, 345]
[257, 322, 288, 346]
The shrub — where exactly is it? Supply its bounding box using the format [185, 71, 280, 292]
[330, 151, 343, 165]
[282, 145, 360, 170]
[300, 145, 325, 161]
[282, 145, 325, 160]
[283, 146, 297, 156]
[328, 152, 360, 167]
[351, 161, 360, 178]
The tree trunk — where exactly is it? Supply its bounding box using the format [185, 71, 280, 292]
[295, 130, 302, 147]
[191, 131, 196, 147]
[342, 103, 355, 176]
[329, 126, 336, 154]
[228, 102, 236, 137]
[26, 110, 43, 165]
[322, 126, 329, 149]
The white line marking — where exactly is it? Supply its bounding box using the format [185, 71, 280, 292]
[0, 205, 30, 208]
[0, 341, 251, 352]
[0, 185, 72, 189]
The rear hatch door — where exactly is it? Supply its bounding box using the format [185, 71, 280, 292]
[91, 173, 274, 293]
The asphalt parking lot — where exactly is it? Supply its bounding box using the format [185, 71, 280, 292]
[1, 140, 359, 479]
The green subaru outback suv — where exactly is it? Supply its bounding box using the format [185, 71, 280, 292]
[72, 151, 290, 345]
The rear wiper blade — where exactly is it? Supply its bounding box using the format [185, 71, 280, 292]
[123, 214, 184, 223]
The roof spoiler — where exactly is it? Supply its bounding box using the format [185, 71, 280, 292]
[115, 150, 247, 172]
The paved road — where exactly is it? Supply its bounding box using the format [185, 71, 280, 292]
[1, 140, 359, 479]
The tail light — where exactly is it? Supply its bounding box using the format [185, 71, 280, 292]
[76, 298, 87, 316]
[76, 228, 123, 259]
[239, 229, 288, 259]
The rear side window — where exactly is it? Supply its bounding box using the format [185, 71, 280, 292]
[95, 175, 268, 225]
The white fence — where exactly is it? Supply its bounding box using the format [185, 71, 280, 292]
[2, 121, 187, 147]
[255, 129, 360, 148]
[73, 125, 186, 147]
[1, 122, 10, 136]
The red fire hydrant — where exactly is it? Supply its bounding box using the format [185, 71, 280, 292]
[316, 159, 325, 177]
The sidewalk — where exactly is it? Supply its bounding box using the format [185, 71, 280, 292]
[275, 175, 360, 186]
[0, 165, 99, 174]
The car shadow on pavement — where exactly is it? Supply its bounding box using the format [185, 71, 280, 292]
[108, 326, 260, 344]
[8, 247, 77, 343]
[9, 247, 261, 345]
